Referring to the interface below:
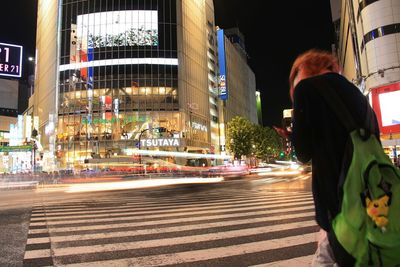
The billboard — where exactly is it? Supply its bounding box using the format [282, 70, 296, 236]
[371, 82, 400, 134]
[217, 29, 228, 100]
[0, 42, 23, 78]
[76, 10, 158, 49]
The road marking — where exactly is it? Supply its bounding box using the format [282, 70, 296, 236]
[46, 210, 315, 233]
[23, 248, 51, 259]
[28, 228, 49, 235]
[31, 193, 312, 215]
[251, 255, 314, 266]
[30, 198, 314, 226]
[57, 233, 316, 267]
[29, 200, 313, 227]
[29, 208, 313, 243]
[24, 190, 316, 266]
[51, 220, 317, 256]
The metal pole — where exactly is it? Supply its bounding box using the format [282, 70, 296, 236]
[33, 144, 36, 173]
[138, 132, 142, 164]
[138, 128, 150, 164]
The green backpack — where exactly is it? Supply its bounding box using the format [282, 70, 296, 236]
[313, 79, 400, 267]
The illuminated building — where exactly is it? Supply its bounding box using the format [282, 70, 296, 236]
[0, 42, 23, 147]
[216, 27, 258, 153]
[332, 0, 400, 162]
[31, 0, 257, 169]
[217, 27, 258, 125]
[0, 79, 18, 147]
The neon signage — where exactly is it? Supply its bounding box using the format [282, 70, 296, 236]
[0, 42, 23, 78]
[81, 116, 148, 125]
[192, 122, 207, 132]
[217, 29, 228, 100]
[140, 138, 181, 147]
[371, 82, 400, 134]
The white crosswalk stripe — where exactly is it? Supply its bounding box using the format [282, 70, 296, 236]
[23, 189, 318, 266]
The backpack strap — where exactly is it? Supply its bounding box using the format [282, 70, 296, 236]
[308, 77, 359, 133]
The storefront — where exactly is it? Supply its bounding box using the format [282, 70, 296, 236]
[0, 145, 33, 174]
[371, 82, 400, 164]
[382, 138, 400, 165]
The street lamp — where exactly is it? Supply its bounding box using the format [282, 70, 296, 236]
[27, 56, 35, 96]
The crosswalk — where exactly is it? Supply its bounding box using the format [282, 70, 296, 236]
[23, 188, 318, 266]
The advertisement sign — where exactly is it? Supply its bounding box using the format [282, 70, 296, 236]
[217, 29, 228, 100]
[70, 24, 78, 63]
[0, 42, 23, 78]
[140, 138, 180, 147]
[283, 109, 293, 118]
[0, 145, 32, 153]
[100, 95, 112, 110]
[77, 10, 158, 48]
[371, 82, 400, 134]
[17, 115, 23, 140]
[25, 115, 32, 139]
[218, 75, 227, 100]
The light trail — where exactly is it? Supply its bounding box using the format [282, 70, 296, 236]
[66, 177, 224, 193]
[124, 149, 232, 160]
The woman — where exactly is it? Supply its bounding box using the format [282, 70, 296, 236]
[289, 49, 380, 266]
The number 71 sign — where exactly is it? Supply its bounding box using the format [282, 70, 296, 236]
[0, 42, 23, 78]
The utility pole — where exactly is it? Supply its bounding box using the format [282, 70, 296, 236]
[31, 129, 38, 172]
[138, 128, 150, 164]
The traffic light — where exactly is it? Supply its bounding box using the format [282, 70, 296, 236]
[286, 141, 291, 154]
[154, 127, 167, 133]
[31, 129, 38, 138]
[279, 151, 285, 159]
[153, 127, 167, 138]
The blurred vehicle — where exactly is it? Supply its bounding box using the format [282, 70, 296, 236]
[299, 164, 312, 173]
[80, 168, 98, 173]
[257, 162, 269, 168]
[208, 165, 250, 178]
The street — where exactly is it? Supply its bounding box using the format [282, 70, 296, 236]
[1, 174, 315, 267]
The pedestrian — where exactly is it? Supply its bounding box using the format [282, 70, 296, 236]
[397, 154, 400, 168]
[288, 49, 380, 266]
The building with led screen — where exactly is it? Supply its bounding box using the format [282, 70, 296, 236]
[332, 0, 400, 163]
[58, 1, 183, 167]
[30, 0, 257, 169]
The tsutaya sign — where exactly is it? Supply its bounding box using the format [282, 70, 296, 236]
[140, 138, 180, 147]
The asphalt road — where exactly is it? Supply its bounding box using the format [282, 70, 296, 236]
[0, 173, 314, 267]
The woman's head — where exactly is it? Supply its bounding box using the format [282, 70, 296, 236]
[289, 49, 341, 101]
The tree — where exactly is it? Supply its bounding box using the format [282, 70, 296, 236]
[252, 125, 283, 162]
[226, 116, 254, 159]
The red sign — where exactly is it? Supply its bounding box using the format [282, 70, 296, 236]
[371, 82, 400, 134]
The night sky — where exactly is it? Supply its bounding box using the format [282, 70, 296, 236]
[1, 1, 38, 80]
[214, 0, 335, 127]
[0, 0, 335, 127]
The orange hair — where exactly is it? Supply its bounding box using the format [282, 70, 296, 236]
[289, 49, 341, 101]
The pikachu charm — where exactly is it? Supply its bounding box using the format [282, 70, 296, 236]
[366, 195, 390, 232]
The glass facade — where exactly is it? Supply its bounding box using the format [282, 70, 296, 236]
[57, 0, 180, 166]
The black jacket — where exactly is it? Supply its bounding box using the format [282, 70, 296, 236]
[292, 72, 380, 231]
